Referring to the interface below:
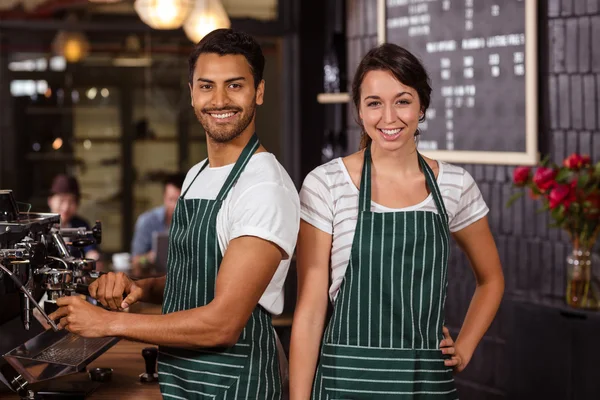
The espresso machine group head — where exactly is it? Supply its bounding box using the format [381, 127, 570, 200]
[0, 190, 119, 399]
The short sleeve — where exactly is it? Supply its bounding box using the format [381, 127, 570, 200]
[299, 168, 334, 234]
[449, 170, 489, 232]
[229, 183, 300, 260]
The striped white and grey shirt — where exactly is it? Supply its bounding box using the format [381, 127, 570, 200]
[300, 157, 489, 302]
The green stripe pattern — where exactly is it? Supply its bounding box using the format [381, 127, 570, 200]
[159, 134, 282, 399]
[312, 146, 457, 399]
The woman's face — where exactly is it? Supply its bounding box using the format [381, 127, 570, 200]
[358, 69, 423, 152]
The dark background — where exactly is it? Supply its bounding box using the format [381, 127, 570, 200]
[387, 0, 528, 153]
[346, 0, 600, 398]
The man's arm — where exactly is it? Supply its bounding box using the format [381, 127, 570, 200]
[51, 235, 283, 348]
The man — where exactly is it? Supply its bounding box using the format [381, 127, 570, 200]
[130, 173, 185, 270]
[49, 29, 300, 399]
[47, 174, 102, 268]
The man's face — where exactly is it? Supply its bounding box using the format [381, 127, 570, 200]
[189, 53, 264, 143]
[164, 184, 181, 219]
[48, 193, 78, 225]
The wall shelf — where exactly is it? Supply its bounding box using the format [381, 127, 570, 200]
[317, 92, 350, 104]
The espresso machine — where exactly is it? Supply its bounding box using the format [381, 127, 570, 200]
[0, 189, 119, 399]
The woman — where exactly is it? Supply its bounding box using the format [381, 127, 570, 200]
[289, 43, 504, 399]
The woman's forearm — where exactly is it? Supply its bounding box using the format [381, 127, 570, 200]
[455, 278, 504, 360]
[289, 308, 327, 400]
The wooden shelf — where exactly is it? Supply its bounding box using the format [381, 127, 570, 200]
[317, 92, 351, 104]
[71, 137, 206, 143]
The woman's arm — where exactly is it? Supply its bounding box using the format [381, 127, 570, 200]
[451, 215, 504, 372]
[289, 221, 332, 400]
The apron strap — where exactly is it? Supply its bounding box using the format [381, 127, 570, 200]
[181, 160, 210, 198]
[358, 145, 372, 212]
[358, 144, 448, 217]
[217, 133, 260, 201]
[418, 153, 448, 217]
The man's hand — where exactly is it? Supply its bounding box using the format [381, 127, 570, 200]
[48, 296, 112, 338]
[88, 272, 143, 310]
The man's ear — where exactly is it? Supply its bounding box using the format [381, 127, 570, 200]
[255, 80, 265, 106]
[188, 82, 194, 107]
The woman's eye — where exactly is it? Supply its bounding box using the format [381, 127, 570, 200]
[397, 99, 411, 105]
[367, 101, 381, 107]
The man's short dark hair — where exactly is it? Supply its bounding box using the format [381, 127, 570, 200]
[164, 173, 186, 191]
[188, 29, 265, 89]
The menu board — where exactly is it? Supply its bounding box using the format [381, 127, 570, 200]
[378, 0, 538, 164]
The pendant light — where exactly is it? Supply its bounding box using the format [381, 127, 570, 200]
[52, 31, 91, 63]
[134, 0, 194, 30]
[183, 0, 230, 44]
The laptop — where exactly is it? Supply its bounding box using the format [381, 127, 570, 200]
[152, 231, 170, 273]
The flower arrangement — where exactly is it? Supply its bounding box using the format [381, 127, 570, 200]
[510, 153, 600, 249]
[509, 153, 600, 308]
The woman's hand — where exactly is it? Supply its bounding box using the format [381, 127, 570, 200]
[440, 326, 470, 373]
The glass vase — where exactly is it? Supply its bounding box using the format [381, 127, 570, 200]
[566, 247, 600, 309]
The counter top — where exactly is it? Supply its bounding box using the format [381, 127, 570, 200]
[2, 340, 162, 400]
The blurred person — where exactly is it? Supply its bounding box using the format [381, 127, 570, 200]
[48, 174, 103, 269]
[130, 173, 185, 270]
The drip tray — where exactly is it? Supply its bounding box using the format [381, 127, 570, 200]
[29, 336, 114, 367]
[3, 328, 119, 389]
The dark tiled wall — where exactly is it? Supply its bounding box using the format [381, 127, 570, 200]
[346, 0, 600, 398]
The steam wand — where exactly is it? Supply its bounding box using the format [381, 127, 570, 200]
[0, 263, 59, 331]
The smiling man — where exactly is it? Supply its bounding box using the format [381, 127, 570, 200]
[48, 29, 300, 399]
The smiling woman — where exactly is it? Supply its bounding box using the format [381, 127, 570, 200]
[289, 43, 504, 400]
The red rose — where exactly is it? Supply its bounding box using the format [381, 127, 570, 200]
[563, 153, 591, 170]
[548, 184, 576, 210]
[532, 167, 557, 192]
[513, 167, 531, 186]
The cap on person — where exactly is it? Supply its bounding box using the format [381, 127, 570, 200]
[50, 174, 81, 203]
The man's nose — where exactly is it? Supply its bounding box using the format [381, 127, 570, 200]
[211, 87, 230, 108]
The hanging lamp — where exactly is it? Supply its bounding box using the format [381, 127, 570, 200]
[134, 0, 194, 30]
[183, 0, 230, 44]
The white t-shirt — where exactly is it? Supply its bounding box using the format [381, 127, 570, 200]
[181, 152, 300, 315]
[300, 158, 489, 302]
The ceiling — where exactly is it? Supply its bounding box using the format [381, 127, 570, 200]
[0, 0, 278, 22]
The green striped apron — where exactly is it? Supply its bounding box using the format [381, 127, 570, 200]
[312, 146, 458, 399]
[158, 133, 282, 400]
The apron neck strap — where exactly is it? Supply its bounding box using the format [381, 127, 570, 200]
[358, 146, 372, 212]
[358, 144, 448, 217]
[180, 133, 260, 200]
[181, 160, 209, 198]
[216, 133, 260, 201]
[418, 153, 448, 217]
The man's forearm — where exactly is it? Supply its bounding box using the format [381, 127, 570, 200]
[106, 304, 235, 348]
[135, 276, 167, 304]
